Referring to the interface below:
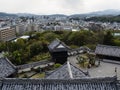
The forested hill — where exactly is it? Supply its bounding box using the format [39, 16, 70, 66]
[0, 12, 17, 17]
[85, 15, 120, 23]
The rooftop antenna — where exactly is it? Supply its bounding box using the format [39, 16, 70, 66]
[67, 60, 73, 79]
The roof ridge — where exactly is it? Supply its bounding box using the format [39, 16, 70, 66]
[46, 61, 89, 79]
[17, 59, 51, 69]
[67, 61, 73, 79]
[4, 57, 16, 69]
[97, 44, 120, 49]
[54, 39, 70, 50]
[69, 62, 89, 76]
[2, 76, 117, 83]
[45, 62, 68, 77]
[48, 38, 71, 51]
[55, 38, 60, 42]
[0, 58, 16, 78]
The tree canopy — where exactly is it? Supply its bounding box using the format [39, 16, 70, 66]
[1, 30, 120, 65]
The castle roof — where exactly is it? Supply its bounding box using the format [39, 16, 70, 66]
[46, 61, 89, 79]
[95, 44, 120, 57]
[0, 77, 118, 90]
[0, 58, 16, 78]
[48, 38, 70, 52]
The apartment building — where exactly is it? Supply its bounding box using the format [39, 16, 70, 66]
[0, 27, 16, 41]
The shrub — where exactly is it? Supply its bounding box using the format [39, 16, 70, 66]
[54, 63, 61, 68]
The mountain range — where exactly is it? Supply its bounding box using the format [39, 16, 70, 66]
[0, 12, 17, 17]
[0, 9, 120, 17]
[70, 9, 120, 18]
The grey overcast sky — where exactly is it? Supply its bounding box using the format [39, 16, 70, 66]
[0, 0, 120, 15]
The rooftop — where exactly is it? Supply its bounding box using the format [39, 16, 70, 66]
[0, 26, 10, 31]
[48, 38, 70, 52]
[95, 44, 120, 57]
[17, 60, 54, 70]
[0, 77, 118, 90]
[14, 35, 30, 42]
[0, 58, 16, 78]
[46, 61, 89, 79]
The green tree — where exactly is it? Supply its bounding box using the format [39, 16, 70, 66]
[113, 39, 120, 46]
[103, 31, 114, 45]
[16, 38, 26, 49]
[68, 31, 86, 46]
[30, 41, 43, 57]
[12, 50, 22, 65]
[0, 42, 6, 52]
[43, 32, 60, 42]
[76, 55, 88, 68]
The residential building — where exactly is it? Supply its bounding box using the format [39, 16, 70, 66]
[15, 24, 27, 35]
[0, 27, 16, 41]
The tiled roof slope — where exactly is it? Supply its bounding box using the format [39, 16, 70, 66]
[48, 38, 70, 52]
[0, 79, 2, 89]
[17, 60, 54, 70]
[46, 61, 88, 79]
[0, 77, 118, 90]
[0, 58, 16, 78]
[117, 80, 120, 89]
[95, 44, 120, 57]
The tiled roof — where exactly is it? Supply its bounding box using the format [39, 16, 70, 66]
[0, 58, 16, 78]
[17, 60, 54, 70]
[0, 79, 2, 88]
[68, 46, 91, 56]
[46, 61, 89, 79]
[48, 38, 70, 52]
[95, 44, 120, 57]
[0, 77, 118, 90]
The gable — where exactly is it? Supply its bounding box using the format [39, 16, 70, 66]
[48, 39, 60, 50]
[56, 44, 65, 48]
[46, 61, 88, 79]
[48, 39, 70, 52]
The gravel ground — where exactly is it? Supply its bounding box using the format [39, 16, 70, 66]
[68, 55, 120, 80]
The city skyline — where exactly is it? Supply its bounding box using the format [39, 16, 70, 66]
[0, 0, 120, 15]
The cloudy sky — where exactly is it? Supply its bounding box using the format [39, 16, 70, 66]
[0, 0, 120, 15]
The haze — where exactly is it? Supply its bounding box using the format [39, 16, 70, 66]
[0, 0, 120, 15]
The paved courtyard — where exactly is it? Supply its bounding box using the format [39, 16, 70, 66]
[68, 55, 120, 80]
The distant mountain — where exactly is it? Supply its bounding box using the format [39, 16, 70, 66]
[16, 10, 120, 18]
[0, 12, 17, 17]
[89, 9, 120, 16]
[1, 9, 120, 18]
[48, 14, 67, 17]
[16, 13, 38, 17]
[85, 14, 120, 23]
[69, 14, 88, 18]
[70, 9, 120, 18]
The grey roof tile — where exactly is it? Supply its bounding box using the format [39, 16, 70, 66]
[95, 44, 120, 57]
[48, 38, 70, 52]
[46, 61, 88, 79]
[17, 60, 54, 70]
[0, 77, 118, 90]
[0, 58, 16, 78]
